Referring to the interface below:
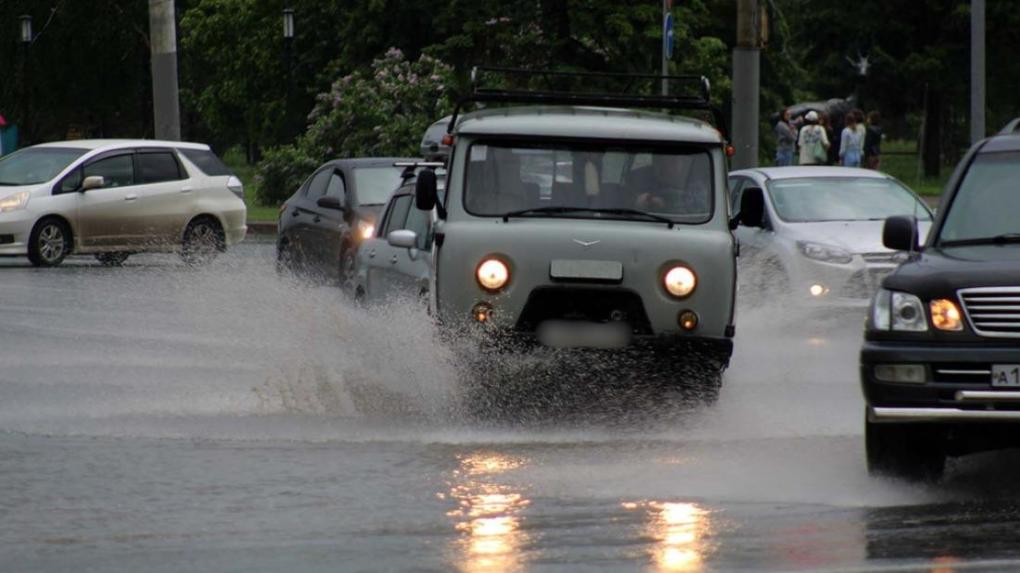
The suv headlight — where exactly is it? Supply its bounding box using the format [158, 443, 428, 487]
[797, 241, 853, 264]
[870, 288, 928, 332]
[0, 191, 30, 213]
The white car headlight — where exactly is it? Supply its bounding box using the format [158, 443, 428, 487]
[0, 191, 30, 213]
[357, 219, 375, 240]
[797, 241, 853, 264]
[870, 288, 928, 332]
[476, 258, 510, 292]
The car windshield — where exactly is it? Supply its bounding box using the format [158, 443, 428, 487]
[353, 166, 405, 206]
[463, 141, 713, 223]
[766, 177, 931, 223]
[938, 152, 1020, 245]
[0, 147, 88, 185]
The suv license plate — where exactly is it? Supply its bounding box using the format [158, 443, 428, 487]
[992, 365, 1020, 387]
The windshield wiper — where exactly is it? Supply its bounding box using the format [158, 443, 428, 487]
[940, 233, 1020, 247]
[502, 206, 675, 228]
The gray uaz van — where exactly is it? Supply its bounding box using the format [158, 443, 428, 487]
[414, 69, 746, 397]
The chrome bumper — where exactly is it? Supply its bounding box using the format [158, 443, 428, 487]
[871, 392, 1020, 423]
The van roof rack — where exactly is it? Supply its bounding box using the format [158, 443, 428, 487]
[447, 66, 727, 139]
[394, 161, 445, 181]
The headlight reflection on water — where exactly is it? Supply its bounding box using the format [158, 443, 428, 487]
[624, 500, 711, 572]
[446, 453, 530, 573]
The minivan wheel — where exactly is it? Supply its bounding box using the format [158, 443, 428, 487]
[95, 252, 130, 266]
[865, 412, 945, 481]
[181, 217, 225, 265]
[28, 218, 71, 267]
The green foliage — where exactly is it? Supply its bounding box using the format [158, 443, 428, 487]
[254, 49, 455, 205]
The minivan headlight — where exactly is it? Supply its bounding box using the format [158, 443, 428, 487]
[0, 191, 30, 213]
[797, 241, 853, 264]
[663, 265, 697, 298]
[870, 288, 928, 332]
[476, 258, 509, 292]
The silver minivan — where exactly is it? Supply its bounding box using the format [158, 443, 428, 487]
[0, 139, 246, 266]
[412, 69, 743, 397]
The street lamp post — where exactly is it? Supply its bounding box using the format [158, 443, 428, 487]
[282, 8, 295, 141]
[19, 15, 32, 146]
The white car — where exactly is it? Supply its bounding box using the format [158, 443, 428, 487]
[728, 166, 933, 307]
[0, 139, 247, 266]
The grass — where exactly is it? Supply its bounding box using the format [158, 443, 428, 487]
[879, 139, 950, 198]
[221, 147, 279, 222]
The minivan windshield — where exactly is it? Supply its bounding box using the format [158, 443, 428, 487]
[766, 177, 931, 223]
[0, 147, 88, 186]
[353, 166, 405, 206]
[463, 141, 713, 223]
[938, 152, 1020, 246]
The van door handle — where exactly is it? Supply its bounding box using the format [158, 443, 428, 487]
[390, 255, 398, 264]
[124, 194, 138, 201]
[180, 186, 193, 193]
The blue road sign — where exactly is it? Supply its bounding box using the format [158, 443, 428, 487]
[664, 13, 674, 59]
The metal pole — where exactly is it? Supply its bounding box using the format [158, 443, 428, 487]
[970, 0, 985, 143]
[732, 0, 760, 169]
[149, 0, 181, 140]
[661, 0, 668, 96]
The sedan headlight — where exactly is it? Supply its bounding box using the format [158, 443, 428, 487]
[357, 220, 375, 240]
[797, 241, 853, 264]
[476, 258, 510, 292]
[663, 265, 697, 298]
[0, 191, 30, 213]
[870, 288, 928, 332]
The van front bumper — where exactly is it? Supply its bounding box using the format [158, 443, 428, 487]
[0, 210, 37, 255]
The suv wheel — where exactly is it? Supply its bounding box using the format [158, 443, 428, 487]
[95, 252, 130, 266]
[181, 217, 225, 265]
[28, 218, 71, 267]
[865, 412, 945, 481]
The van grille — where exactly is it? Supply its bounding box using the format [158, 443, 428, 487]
[959, 287, 1020, 338]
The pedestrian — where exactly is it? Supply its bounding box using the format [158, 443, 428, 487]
[774, 109, 796, 166]
[839, 111, 864, 167]
[797, 110, 830, 166]
[864, 111, 883, 169]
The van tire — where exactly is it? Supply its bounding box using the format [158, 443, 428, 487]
[28, 217, 72, 267]
[181, 217, 225, 265]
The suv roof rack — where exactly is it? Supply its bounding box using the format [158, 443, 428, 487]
[447, 66, 727, 139]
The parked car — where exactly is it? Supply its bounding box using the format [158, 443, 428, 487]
[728, 167, 933, 307]
[276, 157, 415, 287]
[353, 167, 444, 304]
[861, 121, 1020, 480]
[0, 139, 246, 266]
[412, 69, 739, 399]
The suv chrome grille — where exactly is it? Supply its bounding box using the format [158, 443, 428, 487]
[959, 287, 1020, 338]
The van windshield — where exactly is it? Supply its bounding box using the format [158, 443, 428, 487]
[463, 141, 713, 223]
[0, 147, 88, 186]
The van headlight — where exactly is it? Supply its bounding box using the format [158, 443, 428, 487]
[476, 258, 510, 292]
[870, 288, 928, 332]
[357, 220, 375, 240]
[797, 241, 853, 264]
[0, 191, 30, 213]
[663, 265, 697, 298]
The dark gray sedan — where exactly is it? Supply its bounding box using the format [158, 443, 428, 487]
[276, 157, 415, 287]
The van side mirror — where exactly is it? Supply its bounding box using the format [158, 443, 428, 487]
[387, 229, 417, 249]
[731, 187, 765, 229]
[415, 170, 438, 211]
[316, 196, 344, 211]
[81, 175, 105, 191]
[883, 215, 920, 251]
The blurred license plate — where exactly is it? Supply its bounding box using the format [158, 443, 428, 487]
[536, 321, 631, 349]
[992, 365, 1020, 387]
[550, 260, 623, 281]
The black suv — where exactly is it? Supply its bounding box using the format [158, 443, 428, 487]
[861, 122, 1020, 480]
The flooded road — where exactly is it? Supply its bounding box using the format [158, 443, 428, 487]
[3, 241, 1020, 572]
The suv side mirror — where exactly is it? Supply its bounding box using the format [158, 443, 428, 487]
[731, 187, 765, 229]
[81, 175, 105, 191]
[883, 215, 920, 251]
[415, 170, 438, 211]
[316, 196, 344, 211]
[387, 229, 417, 249]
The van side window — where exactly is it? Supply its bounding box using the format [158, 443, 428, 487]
[57, 168, 82, 194]
[305, 168, 333, 199]
[84, 155, 134, 188]
[383, 195, 413, 237]
[137, 152, 184, 183]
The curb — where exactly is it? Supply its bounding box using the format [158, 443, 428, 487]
[246, 221, 277, 236]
